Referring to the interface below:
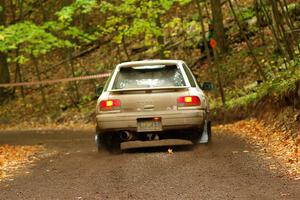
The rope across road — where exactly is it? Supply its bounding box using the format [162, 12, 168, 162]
[0, 73, 111, 88]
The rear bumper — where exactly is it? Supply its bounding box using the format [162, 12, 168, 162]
[96, 110, 206, 132]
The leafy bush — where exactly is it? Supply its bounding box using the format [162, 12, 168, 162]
[239, 7, 256, 21]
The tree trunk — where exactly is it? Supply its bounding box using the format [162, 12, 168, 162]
[0, 0, 10, 102]
[156, 17, 165, 59]
[67, 49, 80, 104]
[32, 55, 47, 106]
[259, 0, 282, 53]
[213, 48, 226, 108]
[210, 0, 227, 53]
[254, 0, 266, 45]
[122, 37, 131, 61]
[0, 52, 9, 98]
[278, 0, 300, 53]
[195, 0, 213, 75]
[15, 47, 25, 98]
[204, 1, 211, 19]
[228, 0, 266, 80]
[196, 0, 212, 64]
[9, 0, 16, 22]
[270, 0, 294, 60]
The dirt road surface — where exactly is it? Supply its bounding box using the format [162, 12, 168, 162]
[0, 130, 299, 200]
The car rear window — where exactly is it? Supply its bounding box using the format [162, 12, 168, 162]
[112, 64, 186, 89]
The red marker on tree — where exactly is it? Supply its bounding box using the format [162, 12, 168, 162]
[210, 38, 217, 49]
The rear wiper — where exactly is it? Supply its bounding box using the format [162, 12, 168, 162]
[109, 86, 188, 93]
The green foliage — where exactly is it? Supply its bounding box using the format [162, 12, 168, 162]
[99, 0, 171, 45]
[287, 3, 300, 12]
[238, 7, 255, 21]
[43, 21, 99, 44]
[0, 0, 196, 66]
[0, 0, 102, 65]
[56, 0, 98, 23]
[226, 92, 258, 109]
[98, 0, 192, 48]
[0, 21, 72, 61]
[80, 95, 92, 103]
[177, 0, 192, 5]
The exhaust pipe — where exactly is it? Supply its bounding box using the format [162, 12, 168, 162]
[120, 131, 133, 141]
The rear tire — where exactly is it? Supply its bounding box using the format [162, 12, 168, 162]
[95, 133, 107, 152]
[189, 129, 203, 144]
[95, 127, 121, 154]
[108, 134, 121, 154]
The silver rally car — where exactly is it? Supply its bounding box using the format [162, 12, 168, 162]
[95, 60, 212, 152]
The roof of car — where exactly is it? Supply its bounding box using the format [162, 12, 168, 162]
[117, 60, 184, 68]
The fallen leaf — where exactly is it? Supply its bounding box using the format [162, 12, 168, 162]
[168, 148, 173, 154]
[280, 193, 289, 197]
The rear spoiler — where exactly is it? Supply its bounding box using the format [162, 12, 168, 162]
[108, 86, 189, 93]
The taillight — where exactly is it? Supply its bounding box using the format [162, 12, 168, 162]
[177, 96, 201, 107]
[100, 99, 121, 111]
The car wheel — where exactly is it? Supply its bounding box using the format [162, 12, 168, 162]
[95, 126, 112, 152]
[95, 133, 121, 154]
[95, 133, 109, 152]
[109, 134, 121, 154]
[188, 129, 203, 144]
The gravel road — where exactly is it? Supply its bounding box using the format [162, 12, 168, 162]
[0, 130, 299, 200]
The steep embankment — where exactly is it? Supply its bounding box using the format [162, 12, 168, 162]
[213, 80, 300, 179]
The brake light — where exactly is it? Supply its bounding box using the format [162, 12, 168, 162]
[100, 99, 121, 111]
[177, 96, 201, 107]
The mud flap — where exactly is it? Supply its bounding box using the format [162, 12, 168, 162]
[198, 120, 211, 144]
[95, 134, 98, 144]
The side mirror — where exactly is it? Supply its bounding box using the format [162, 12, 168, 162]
[95, 86, 104, 97]
[201, 82, 214, 91]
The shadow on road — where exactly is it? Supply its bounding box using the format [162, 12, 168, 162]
[123, 144, 194, 154]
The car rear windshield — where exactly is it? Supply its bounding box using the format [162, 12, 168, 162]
[112, 64, 186, 89]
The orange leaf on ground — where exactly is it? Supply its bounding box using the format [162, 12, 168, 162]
[0, 145, 44, 182]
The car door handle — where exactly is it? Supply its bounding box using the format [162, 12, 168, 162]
[144, 105, 154, 110]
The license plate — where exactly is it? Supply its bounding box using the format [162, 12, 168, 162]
[137, 118, 162, 132]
